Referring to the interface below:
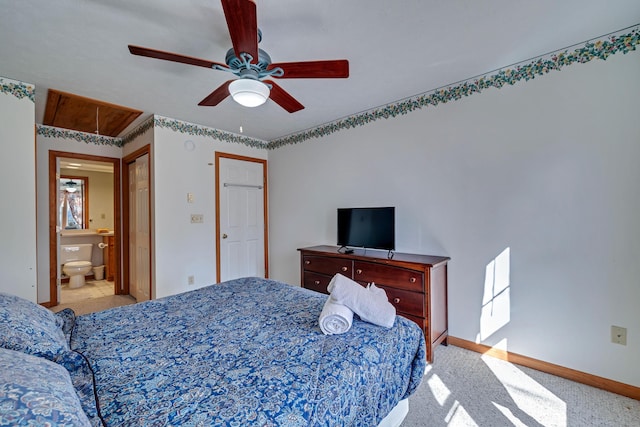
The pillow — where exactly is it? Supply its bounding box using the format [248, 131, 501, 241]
[0, 292, 69, 362]
[0, 347, 92, 426]
[55, 308, 77, 344]
[57, 350, 103, 426]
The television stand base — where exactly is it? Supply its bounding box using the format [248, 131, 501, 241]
[337, 246, 354, 254]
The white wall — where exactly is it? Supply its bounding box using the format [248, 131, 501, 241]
[0, 78, 37, 301]
[152, 123, 268, 298]
[35, 135, 121, 303]
[267, 52, 640, 386]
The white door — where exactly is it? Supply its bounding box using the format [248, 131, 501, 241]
[55, 167, 63, 303]
[132, 154, 151, 301]
[128, 163, 137, 300]
[218, 156, 266, 282]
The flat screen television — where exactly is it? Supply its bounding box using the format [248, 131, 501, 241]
[337, 207, 395, 251]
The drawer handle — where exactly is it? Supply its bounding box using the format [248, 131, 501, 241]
[409, 277, 416, 283]
[305, 260, 310, 265]
[314, 280, 320, 285]
[393, 297, 400, 304]
[341, 266, 348, 272]
[356, 269, 362, 274]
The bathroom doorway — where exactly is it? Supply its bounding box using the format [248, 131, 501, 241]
[48, 151, 121, 306]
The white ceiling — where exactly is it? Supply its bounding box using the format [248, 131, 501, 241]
[60, 158, 114, 174]
[1, 1, 639, 141]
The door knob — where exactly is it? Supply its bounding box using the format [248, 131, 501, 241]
[222, 234, 228, 239]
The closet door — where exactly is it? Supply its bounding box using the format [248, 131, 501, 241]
[128, 163, 137, 300]
[132, 154, 151, 301]
[217, 155, 267, 282]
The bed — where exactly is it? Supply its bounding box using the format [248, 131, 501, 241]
[0, 277, 426, 426]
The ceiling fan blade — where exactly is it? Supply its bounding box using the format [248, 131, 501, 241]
[128, 45, 226, 69]
[264, 80, 304, 113]
[221, 0, 258, 62]
[198, 81, 233, 106]
[268, 60, 349, 78]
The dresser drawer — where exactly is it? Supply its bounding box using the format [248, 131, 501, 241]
[354, 261, 424, 292]
[379, 285, 425, 318]
[302, 271, 333, 294]
[399, 313, 426, 332]
[303, 255, 352, 277]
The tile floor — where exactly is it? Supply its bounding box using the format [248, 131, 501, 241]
[61, 279, 115, 303]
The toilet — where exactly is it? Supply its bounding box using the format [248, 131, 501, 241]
[61, 244, 93, 289]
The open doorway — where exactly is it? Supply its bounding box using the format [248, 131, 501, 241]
[48, 151, 121, 306]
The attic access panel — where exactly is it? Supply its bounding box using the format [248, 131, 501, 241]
[43, 89, 142, 137]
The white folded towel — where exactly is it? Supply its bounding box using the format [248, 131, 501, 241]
[319, 298, 353, 335]
[327, 273, 396, 328]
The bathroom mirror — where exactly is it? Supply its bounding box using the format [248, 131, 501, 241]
[59, 158, 115, 231]
[60, 176, 87, 229]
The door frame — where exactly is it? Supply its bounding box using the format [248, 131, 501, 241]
[122, 145, 153, 299]
[48, 150, 121, 306]
[215, 152, 269, 282]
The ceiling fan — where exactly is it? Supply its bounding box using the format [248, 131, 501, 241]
[128, 0, 349, 113]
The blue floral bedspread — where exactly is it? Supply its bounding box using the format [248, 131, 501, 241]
[71, 277, 425, 426]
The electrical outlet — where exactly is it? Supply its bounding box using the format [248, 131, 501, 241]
[190, 214, 204, 223]
[188, 275, 195, 285]
[611, 325, 627, 345]
[187, 193, 194, 203]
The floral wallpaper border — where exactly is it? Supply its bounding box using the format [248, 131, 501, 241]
[35, 114, 267, 149]
[37, 125, 124, 147]
[268, 24, 640, 149]
[121, 116, 154, 145]
[0, 77, 35, 102]
[151, 116, 268, 149]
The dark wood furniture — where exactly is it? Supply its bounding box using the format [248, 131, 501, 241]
[298, 245, 449, 363]
[103, 235, 115, 281]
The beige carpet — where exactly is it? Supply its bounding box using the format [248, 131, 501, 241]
[402, 344, 640, 426]
[50, 294, 136, 315]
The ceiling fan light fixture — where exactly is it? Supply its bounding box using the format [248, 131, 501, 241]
[229, 79, 270, 107]
[64, 180, 78, 193]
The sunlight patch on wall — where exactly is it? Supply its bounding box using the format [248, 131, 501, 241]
[478, 247, 511, 342]
[482, 353, 567, 426]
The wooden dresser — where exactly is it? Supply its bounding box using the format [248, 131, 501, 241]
[102, 235, 115, 281]
[299, 245, 449, 363]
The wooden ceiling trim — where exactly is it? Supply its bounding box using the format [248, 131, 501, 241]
[43, 89, 143, 137]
